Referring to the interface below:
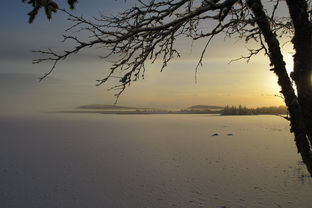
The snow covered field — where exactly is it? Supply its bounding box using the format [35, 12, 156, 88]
[0, 114, 311, 208]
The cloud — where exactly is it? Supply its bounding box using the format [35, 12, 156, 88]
[0, 73, 61, 93]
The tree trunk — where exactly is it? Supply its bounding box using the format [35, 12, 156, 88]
[247, 0, 312, 175]
[285, 0, 312, 145]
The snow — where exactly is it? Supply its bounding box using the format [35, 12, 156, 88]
[0, 114, 311, 208]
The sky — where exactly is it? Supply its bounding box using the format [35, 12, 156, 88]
[0, 0, 292, 115]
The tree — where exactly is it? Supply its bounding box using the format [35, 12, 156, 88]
[22, 0, 78, 23]
[29, 0, 312, 175]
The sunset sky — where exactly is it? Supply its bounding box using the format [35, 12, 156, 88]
[0, 1, 292, 115]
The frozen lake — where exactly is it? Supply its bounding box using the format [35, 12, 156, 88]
[0, 114, 311, 208]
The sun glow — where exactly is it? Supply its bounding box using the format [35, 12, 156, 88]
[284, 54, 294, 75]
[268, 53, 295, 98]
[284, 53, 299, 95]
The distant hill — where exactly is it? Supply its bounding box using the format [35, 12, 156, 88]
[78, 104, 134, 110]
[187, 105, 224, 110]
[58, 103, 287, 115]
[78, 104, 159, 111]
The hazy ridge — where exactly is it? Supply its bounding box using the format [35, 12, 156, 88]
[55, 104, 287, 115]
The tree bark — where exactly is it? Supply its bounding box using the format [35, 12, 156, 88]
[285, 0, 312, 145]
[247, 0, 312, 175]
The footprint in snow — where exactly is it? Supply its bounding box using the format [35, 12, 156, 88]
[211, 133, 234, 136]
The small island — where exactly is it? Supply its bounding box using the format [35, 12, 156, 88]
[57, 104, 288, 116]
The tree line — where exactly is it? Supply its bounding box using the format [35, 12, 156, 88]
[222, 105, 287, 115]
